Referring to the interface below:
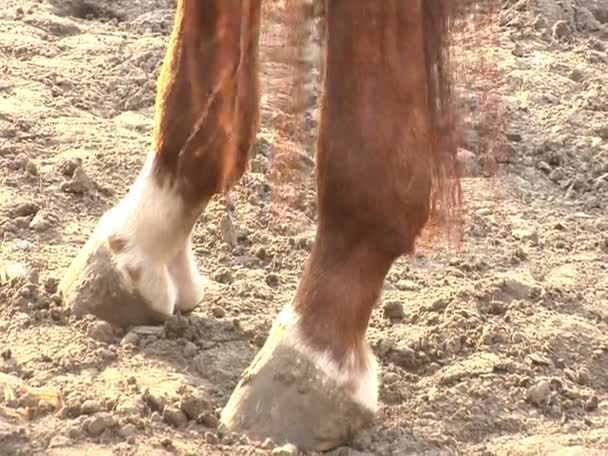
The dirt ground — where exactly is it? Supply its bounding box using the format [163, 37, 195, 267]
[1, 0, 607, 455]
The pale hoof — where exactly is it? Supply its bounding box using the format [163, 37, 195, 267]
[220, 331, 375, 451]
[59, 227, 170, 327]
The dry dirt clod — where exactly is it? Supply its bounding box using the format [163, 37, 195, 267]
[584, 395, 599, 412]
[383, 301, 404, 320]
[179, 393, 211, 420]
[119, 423, 137, 439]
[526, 380, 551, 407]
[80, 399, 102, 415]
[61, 167, 94, 194]
[163, 406, 187, 428]
[85, 412, 115, 437]
[88, 320, 115, 344]
[219, 214, 237, 247]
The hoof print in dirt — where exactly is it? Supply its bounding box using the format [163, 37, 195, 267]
[220, 329, 374, 452]
[59, 223, 169, 328]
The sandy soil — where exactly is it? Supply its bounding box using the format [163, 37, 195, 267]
[1, 0, 607, 455]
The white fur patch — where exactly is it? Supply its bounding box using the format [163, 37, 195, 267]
[274, 306, 380, 413]
[96, 153, 205, 315]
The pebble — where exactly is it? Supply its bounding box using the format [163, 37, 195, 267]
[383, 301, 404, 320]
[88, 320, 115, 344]
[272, 443, 298, 456]
[265, 273, 280, 288]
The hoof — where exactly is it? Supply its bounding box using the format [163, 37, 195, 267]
[220, 323, 375, 451]
[59, 222, 170, 328]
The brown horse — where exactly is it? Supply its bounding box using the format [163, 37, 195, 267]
[59, 0, 493, 450]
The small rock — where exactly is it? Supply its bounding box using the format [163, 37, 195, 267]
[211, 306, 226, 318]
[255, 246, 270, 261]
[526, 380, 551, 407]
[180, 393, 211, 420]
[511, 43, 525, 57]
[569, 67, 585, 82]
[81, 400, 103, 415]
[163, 406, 188, 428]
[431, 298, 449, 312]
[272, 443, 299, 456]
[585, 395, 599, 412]
[265, 273, 280, 288]
[205, 431, 219, 444]
[383, 301, 404, 320]
[88, 320, 115, 344]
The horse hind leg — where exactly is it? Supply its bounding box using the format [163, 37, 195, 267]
[221, 0, 451, 450]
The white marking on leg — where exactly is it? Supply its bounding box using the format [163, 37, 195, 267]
[168, 236, 206, 312]
[273, 306, 380, 413]
[96, 153, 202, 316]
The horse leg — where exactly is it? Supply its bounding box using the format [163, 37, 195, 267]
[59, 0, 262, 326]
[221, 0, 446, 450]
